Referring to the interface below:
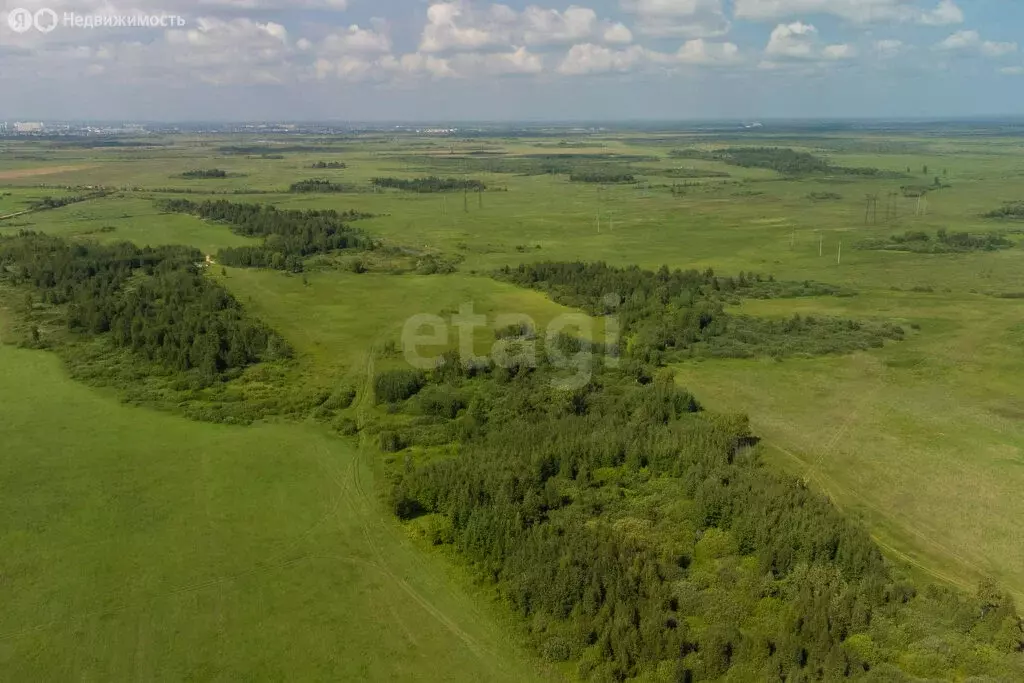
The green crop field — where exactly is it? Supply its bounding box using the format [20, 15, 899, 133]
[2, 127, 1023, 679]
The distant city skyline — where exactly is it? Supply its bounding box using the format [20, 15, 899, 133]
[2, 1, 1023, 121]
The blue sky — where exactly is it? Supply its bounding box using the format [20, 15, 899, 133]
[1, 0, 1023, 121]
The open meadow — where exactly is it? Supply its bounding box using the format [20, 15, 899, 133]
[2, 125, 1024, 677]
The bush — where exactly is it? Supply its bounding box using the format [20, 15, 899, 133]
[378, 429, 409, 452]
[332, 416, 359, 436]
[374, 369, 426, 403]
[324, 386, 357, 410]
[416, 385, 466, 419]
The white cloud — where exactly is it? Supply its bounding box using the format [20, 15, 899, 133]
[321, 25, 392, 55]
[603, 22, 633, 45]
[735, 0, 963, 26]
[419, 2, 627, 53]
[919, 0, 964, 26]
[557, 43, 650, 75]
[420, 2, 505, 53]
[557, 38, 741, 76]
[765, 21, 817, 59]
[619, 0, 730, 38]
[936, 30, 1018, 58]
[999, 66, 1024, 76]
[194, 0, 349, 8]
[823, 43, 857, 60]
[937, 29, 978, 50]
[522, 6, 597, 45]
[163, 17, 295, 84]
[451, 47, 545, 75]
[763, 22, 855, 65]
[873, 39, 906, 58]
[671, 38, 741, 65]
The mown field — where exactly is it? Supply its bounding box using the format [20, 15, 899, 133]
[2, 128, 1024, 676]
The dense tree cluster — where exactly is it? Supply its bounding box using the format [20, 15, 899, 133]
[669, 148, 900, 178]
[289, 178, 351, 193]
[655, 167, 731, 179]
[0, 232, 290, 381]
[384, 351, 1024, 681]
[569, 171, 636, 183]
[670, 147, 832, 174]
[985, 201, 1024, 219]
[156, 199, 373, 271]
[179, 169, 227, 179]
[858, 229, 1013, 253]
[371, 176, 487, 193]
[495, 261, 896, 363]
[30, 190, 111, 210]
[311, 161, 347, 169]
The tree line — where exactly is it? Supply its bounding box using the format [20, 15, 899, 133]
[156, 199, 374, 272]
[858, 229, 1014, 254]
[371, 176, 487, 193]
[0, 231, 290, 382]
[494, 261, 899, 363]
[179, 169, 227, 179]
[289, 178, 351, 193]
[569, 170, 636, 184]
[985, 201, 1024, 220]
[669, 148, 902, 178]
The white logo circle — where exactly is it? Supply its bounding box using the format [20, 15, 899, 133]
[6, 7, 33, 33]
[33, 8, 58, 33]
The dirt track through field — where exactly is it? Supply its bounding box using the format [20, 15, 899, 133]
[0, 165, 97, 180]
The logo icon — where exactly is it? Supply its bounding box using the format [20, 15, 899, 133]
[33, 8, 57, 33]
[7, 7, 33, 32]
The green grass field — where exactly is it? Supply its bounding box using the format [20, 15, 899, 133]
[0, 344, 550, 680]
[3, 129, 1024, 675]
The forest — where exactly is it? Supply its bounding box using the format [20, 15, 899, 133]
[569, 170, 637, 184]
[30, 190, 111, 210]
[179, 169, 227, 179]
[858, 229, 1014, 253]
[381, 344, 1024, 681]
[156, 199, 373, 271]
[371, 176, 487, 193]
[289, 178, 351, 193]
[311, 161, 347, 169]
[668, 148, 898, 177]
[494, 261, 900, 363]
[0, 231, 290, 382]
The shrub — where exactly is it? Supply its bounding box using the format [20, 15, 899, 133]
[374, 369, 426, 403]
[378, 429, 409, 452]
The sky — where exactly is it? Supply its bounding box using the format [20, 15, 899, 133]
[1, 0, 1023, 121]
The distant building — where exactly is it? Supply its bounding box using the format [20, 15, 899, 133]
[14, 122, 44, 133]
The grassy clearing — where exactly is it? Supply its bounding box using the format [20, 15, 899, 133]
[0, 344, 549, 681]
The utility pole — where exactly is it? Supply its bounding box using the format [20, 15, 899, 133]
[837, 241, 842, 265]
[819, 232, 823, 257]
